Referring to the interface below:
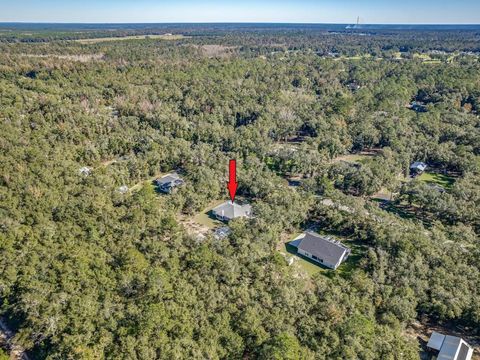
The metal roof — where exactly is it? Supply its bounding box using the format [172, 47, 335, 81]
[438, 336, 463, 360]
[427, 332, 473, 360]
[212, 201, 252, 220]
[410, 162, 427, 171]
[156, 172, 182, 186]
[427, 331, 445, 351]
[213, 226, 232, 239]
[297, 232, 349, 265]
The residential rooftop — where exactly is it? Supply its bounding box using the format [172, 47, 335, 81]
[212, 201, 252, 221]
[427, 331, 473, 360]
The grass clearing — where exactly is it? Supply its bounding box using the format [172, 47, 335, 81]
[19, 53, 104, 62]
[413, 53, 432, 61]
[373, 199, 417, 220]
[334, 54, 372, 61]
[193, 199, 225, 229]
[332, 149, 381, 165]
[418, 172, 455, 189]
[130, 172, 164, 192]
[75, 34, 185, 44]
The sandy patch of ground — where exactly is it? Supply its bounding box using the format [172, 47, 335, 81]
[75, 34, 185, 44]
[18, 53, 104, 62]
[188, 44, 237, 58]
[177, 215, 212, 240]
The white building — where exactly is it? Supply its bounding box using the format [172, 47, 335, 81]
[79, 167, 92, 176]
[290, 232, 350, 270]
[211, 201, 252, 222]
[155, 173, 184, 194]
[427, 331, 473, 360]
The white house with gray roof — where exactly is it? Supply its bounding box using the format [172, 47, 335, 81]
[211, 201, 252, 222]
[155, 172, 184, 193]
[427, 331, 473, 360]
[290, 232, 350, 270]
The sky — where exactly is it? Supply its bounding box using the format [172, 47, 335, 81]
[0, 0, 479, 24]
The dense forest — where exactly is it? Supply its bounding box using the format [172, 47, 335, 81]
[0, 24, 479, 359]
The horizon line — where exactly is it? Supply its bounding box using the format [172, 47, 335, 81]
[1, 21, 480, 26]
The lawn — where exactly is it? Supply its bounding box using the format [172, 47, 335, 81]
[413, 53, 432, 61]
[370, 187, 393, 202]
[332, 150, 381, 165]
[372, 199, 417, 220]
[332, 153, 368, 165]
[193, 200, 225, 229]
[335, 54, 372, 61]
[130, 172, 164, 192]
[285, 241, 326, 276]
[418, 172, 455, 189]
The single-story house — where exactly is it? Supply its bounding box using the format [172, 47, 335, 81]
[155, 173, 184, 193]
[213, 226, 231, 240]
[410, 101, 427, 112]
[211, 201, 252, 222]
[410, 161, 427, 175]
[79, 167, 92, 176]
[427, 331, 473, 360]
[290, 232, 350, 270]
[347, 82, 361, 91]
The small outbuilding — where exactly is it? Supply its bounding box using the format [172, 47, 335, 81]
[213, 226, 232, 240]
[155, 173, 184, 194]
[79, 167, 92, 176]
[347, 81, 361, 92]
[211, 201, 252, 222]
[290, 232, 350, 270]
[410, 161, 427, 175]
[409, 101, 427, 112]
[426, 331, 473, 360]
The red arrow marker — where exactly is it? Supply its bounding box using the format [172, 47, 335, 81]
[227, 159, 238, 203]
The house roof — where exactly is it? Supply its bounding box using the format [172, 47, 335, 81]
[297, 232, 349, 265]
[212, 201, 252, 220]
[79, 166, 92, 175]
[410, 162, 427, 171]
[427, 331, 446, 351]
[427, 332, 473, 360]
[156, 173, 182, 186]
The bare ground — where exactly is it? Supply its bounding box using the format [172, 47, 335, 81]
[177, 215, 211, 240]
[188, 44, 238, 58]
[75, 34, 185, 44]
[18, 53, 105, 62]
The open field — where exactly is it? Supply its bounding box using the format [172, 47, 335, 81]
[18, 53, 104, 62]
[75, 34, 185, 44]
[334, 54, 372, 61]
[129, 172, 164, 192]
[192, 199, 225, 229]
[418, 172, 455, 189]
[332, 149, 382, 164]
